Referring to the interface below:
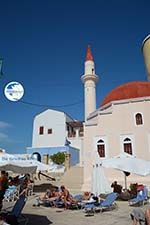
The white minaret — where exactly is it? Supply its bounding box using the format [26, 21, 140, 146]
[81, 45, 99, 121]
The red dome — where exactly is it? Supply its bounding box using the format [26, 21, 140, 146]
[101, 81, 150, 106]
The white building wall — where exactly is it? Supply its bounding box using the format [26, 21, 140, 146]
[68, 137, 82, 150]
[148, 133, 150, 155]
[32, 109, 68, 148]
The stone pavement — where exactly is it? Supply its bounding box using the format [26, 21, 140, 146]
[2, 177, 150, 225]
[3, 196, 149, 225]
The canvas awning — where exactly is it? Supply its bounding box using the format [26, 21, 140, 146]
[0, 161, 37, 174]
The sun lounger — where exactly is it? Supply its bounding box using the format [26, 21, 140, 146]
[52, 199, 64, 208]
[83, 202, 96, 216]
[72, 194, 83, 202]
[1, 196, 28, 225]
[129, 186, 148, 206]
[94, 192, 118, 212]
[84, 192, 118, 215]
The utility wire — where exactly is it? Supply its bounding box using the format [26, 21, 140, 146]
[19, 99, 83, 108]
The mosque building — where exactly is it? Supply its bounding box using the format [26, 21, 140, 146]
[27, 34, 150, 191]
[82, 34, 150, 190]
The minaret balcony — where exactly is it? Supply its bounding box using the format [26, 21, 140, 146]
[81, 74, 99, 83]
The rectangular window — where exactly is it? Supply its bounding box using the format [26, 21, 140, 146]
[39, 126, 44, 135]
[124, 143, 132, 155]
[97, 145, 105, 157]
[136, 114, 143, 125]
[48, 129, 52, 134]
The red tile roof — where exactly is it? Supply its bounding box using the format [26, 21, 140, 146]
[101, 81, 150, 106]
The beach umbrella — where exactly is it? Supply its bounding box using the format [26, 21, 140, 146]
[48, 162, 65, 173]
[102, 152, 150, 176]
[91, 163, 112, 196]
[101, 152, 150, 189]
[28, 160, 50, 171]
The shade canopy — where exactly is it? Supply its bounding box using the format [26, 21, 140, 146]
[101, 152, 150, 176]
[0, 152, 64, 173]
[29, 160, 50, 171]
[0, 161, 37, 174]
[91, 163, 112, 196]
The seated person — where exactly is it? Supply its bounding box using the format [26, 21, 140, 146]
[111, 181, 122, 194]
[47, 189, 61, 202]
[11, 176, 20, 186]
[34, 188, 60, 207]
[130, 208, 150, 225]
[89, 193, 99, 205]
[39, 189, 53, 201]
[19, 177, 29, 198]
[129, 183, 138, 198]
[26, 176, 34, 196]
[59, 185, 76, 209]
[83, 192, 91, 201]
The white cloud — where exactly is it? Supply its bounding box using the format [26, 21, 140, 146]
[0, 132, 22, 144]
[0, 122, 21, 144]
[0, 122, 11, 143]
[0, 121, 12, 129]
[0, 132, 8, 140]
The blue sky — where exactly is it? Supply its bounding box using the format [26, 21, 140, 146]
[0, 0, 149, 153]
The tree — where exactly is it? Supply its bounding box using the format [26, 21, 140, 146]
[50, 152, 65, 165]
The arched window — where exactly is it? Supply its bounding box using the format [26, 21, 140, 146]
[97, 139, 105, 158]
[123, 138, 132, 155]
[135, 113, 143, 125]
[39, 126, 44, 135]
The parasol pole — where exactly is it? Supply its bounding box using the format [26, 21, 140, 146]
[124, 173, 127, 190]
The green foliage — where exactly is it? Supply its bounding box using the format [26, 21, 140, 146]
[50, 152, 65, 165]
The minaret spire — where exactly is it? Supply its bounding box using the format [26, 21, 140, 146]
[85, 45, 94, 61]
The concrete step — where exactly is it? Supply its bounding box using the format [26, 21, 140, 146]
[59, 166, 83, 191]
